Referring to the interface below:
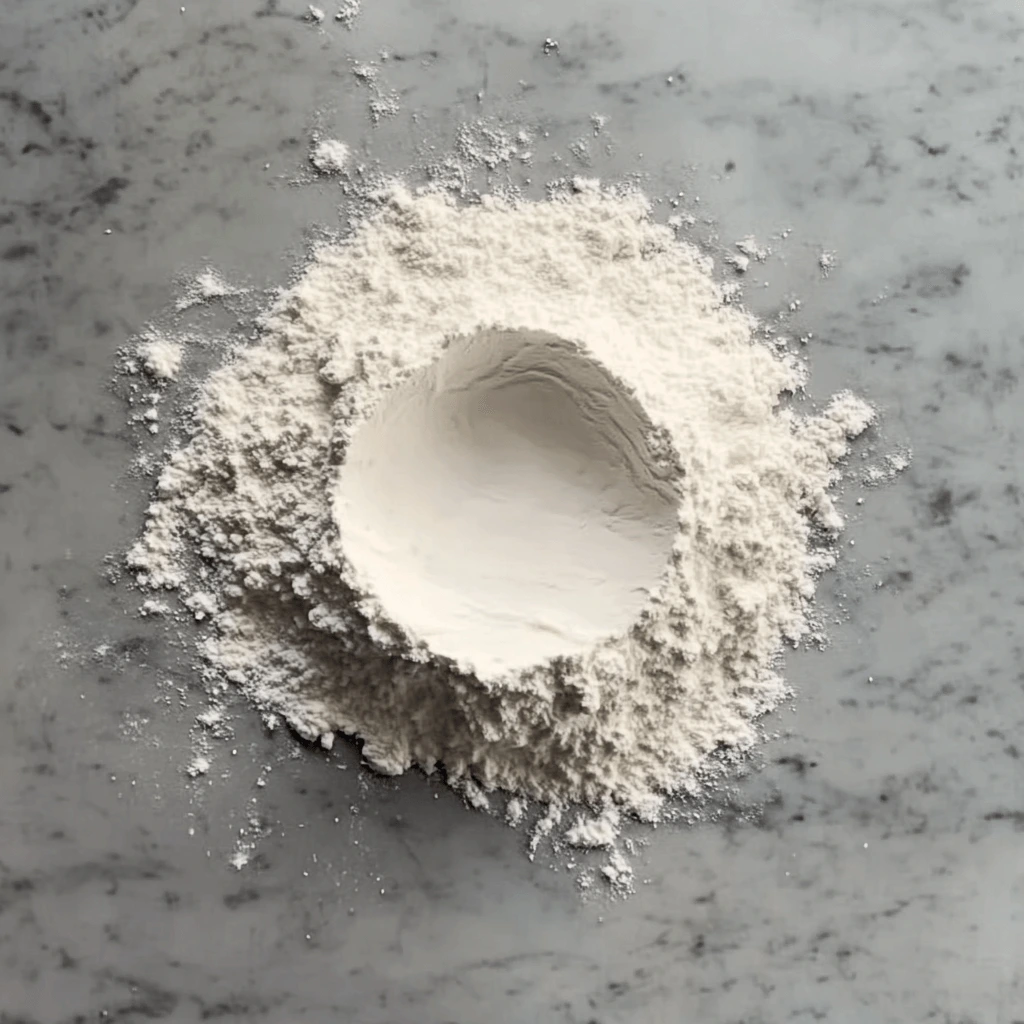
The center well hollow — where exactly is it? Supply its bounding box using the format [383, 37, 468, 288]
[333, 328, 680, 678]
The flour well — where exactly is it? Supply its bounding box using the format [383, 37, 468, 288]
[333, 328, 679, 678]
[128, 182, 874, 850]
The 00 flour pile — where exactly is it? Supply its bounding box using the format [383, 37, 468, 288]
[128, 180, 873, 833]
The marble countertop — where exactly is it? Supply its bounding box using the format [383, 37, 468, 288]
[2, 1, 1022, 1021]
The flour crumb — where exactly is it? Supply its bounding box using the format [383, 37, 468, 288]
[506, 796, 527, 827]
[668, 212, 697, 232]
[864, 447, 912, 485]
[307, 5, 325, 22]
[529, 804, 564, 859]
[352, 62, 378, 84]
[368, 93, 400, 124]
[457, 119, 529, 170]
[186, 755, 211, 778]
[175, 269, 237, 311]
[726, 252, 750, 274]
[228, 812, 268, 870]
[565, 808, 620, 849]
[601, 850, 635, 892]
[735, 235, 770, 262]
[196, 707, 224, 730]
[887, 449, 912, 473]
[139, 598, 170, 617]
[720, 279, 743, 304]
[184, 591, 217, 621]
[310, 138, 351, 174]
[334, 0, 360, 27]
[461, 779, 491, 812]
[350, 62, 400, 124]
[569, 137, 590, 164]
[826, 391, 876, 437]
[137, 335, 183, 380]
[819, 249, 837, 276]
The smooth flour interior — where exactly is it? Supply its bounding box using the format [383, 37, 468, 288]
[334, 328, 679, 678]
[127, 181, 876, 864]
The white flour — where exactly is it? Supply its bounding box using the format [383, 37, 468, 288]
[135, 334, 183, 380]
[310, 138, 351, 175]
[128, 181, 874, 865]
[175, 268, 238, 311]
[334, 0, 360, 27]
[348, 58, 401, 124]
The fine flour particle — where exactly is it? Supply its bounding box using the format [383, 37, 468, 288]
[129, 183, 874, 848]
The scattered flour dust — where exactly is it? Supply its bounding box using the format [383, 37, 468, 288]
[175, 268, 239, 311]
[127, 180, 877, 886]
[347, 58, 401, 124]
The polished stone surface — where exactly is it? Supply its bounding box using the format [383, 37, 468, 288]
[2, 1, 1023, 1021]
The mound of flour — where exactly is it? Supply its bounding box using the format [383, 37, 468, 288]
[128, 181, 873, 831]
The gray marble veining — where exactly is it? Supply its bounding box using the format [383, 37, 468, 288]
[2, 0, 1022, 1021]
